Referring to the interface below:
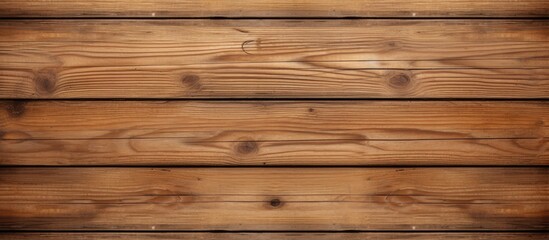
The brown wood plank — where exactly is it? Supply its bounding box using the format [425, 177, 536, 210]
[1, 101, 547, 165]
[1, 0, 548, 17]
[1, 233, 547, 240]
[1, 20, 547, 99]
[2, 138, 547, 166]
[0, 168, 547, 230]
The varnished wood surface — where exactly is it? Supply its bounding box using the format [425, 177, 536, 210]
[1, 0, 548, 17]
[1, 20, 547, 99]
[1, 101, 547, 165]
[0, 168, 547, 230]
[1, 233, 547, 240]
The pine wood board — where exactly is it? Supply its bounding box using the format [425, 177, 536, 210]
[0, 168, 547, 230]
[1, 0, 548, 17]
[1, 20, 547, 99]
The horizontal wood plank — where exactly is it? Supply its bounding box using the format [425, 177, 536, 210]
[1, 101, 547, 165]
[1, 0, 548, 17]
[0, 168, 547, 230]
[2, 138, 547, 166]
[1, 233, 547, 240]
[1, 20, 547, 99]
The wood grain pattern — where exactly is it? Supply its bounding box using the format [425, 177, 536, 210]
[2, 101, 546, 140]
[0, 168, 547, 230]
[1, 101, 547, 165]
[1, 20, 547, 99]
[2, 138, 546, 166]
[1, 233, 547, 240]
[1, 0, 547, 238]
[1, 0, 548, 17]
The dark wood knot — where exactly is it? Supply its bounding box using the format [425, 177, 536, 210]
[388, 73, 411, 89]
[235, 141, 258, 155]
[5, 101, 25, 118]
[181, 74, 202, 90]
[33, 69, 57, 95]
[270, 198, 282, 207]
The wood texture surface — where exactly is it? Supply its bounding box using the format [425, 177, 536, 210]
[0, 168, 547, 230]
[1, 101, 547, 165]
[2, 0, 548, 237]
[1, 233, 547, 240]
[2, 138, 547, 166]
[1, 0, 548, 17]
[1, 20, 547, 99]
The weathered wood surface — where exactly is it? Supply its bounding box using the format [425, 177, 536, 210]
[1, 0, 548, 17]
[1, 233, 547, 240]
[1, 20, 547, 99]
[0, 168, 547, 230]
[1, 101, 547, 165]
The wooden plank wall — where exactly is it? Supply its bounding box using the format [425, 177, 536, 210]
[0, 1, 548, 239]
